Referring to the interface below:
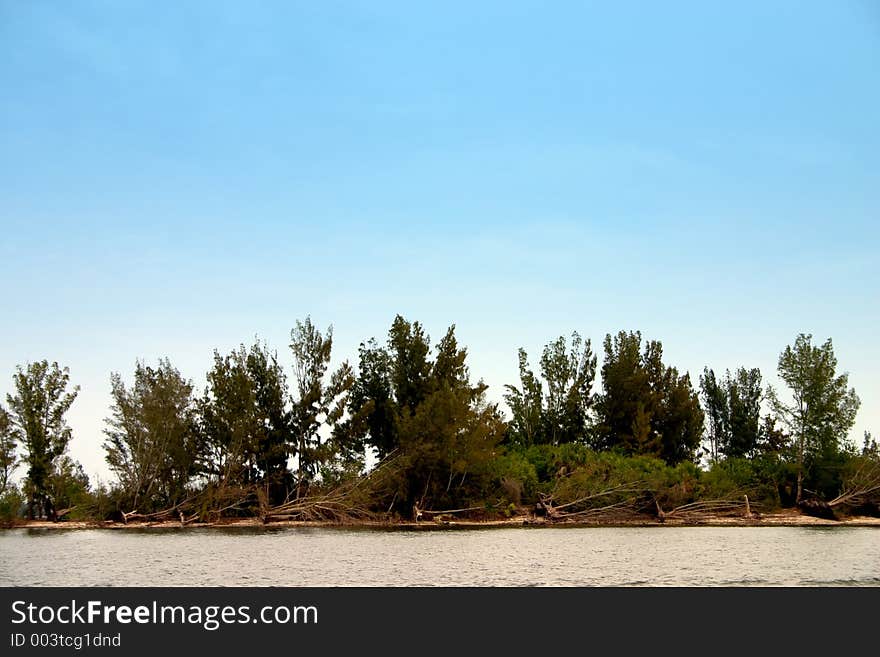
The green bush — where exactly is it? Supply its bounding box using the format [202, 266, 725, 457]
[490, 450, 539, 505]
[519, 443, 595, 483]
[0, 487, 25, 525]
[701, 457, 783, 509]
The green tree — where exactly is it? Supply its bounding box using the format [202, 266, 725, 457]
[388, 314, 433, 413]
[652, 364, 704, 465]
[246, 343, 292, 501]
[726, 367, 762, 458]
[595, 331, 702, 464]
[290, 318, 356, 492]
[503, 349, 543, 447]
[349, 316, 506, 517]
[0, 404, 18, 495]
[346, 314, 432, 462]
[103, 359, 200, 512]
[46, 455, 91, 517]
[595, 331, 655, 455]
[699, 368, 727, 462]
[6, 361, 79, 519]
[396, 380, 505, 514]
[504, 332, 596, 446]
[393, 321, 504, 515]
[200, 341, 292, 501]
[348, 338, 398, 459]
[700, 367, 763, 460]
[768, 334, 860, 503]
[539, 333, 596, 445]
[863, 431, 878, 458]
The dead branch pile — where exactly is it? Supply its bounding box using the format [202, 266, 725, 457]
[119, 486, 255, 524]
[538, 476, 758, 523]
[537, 481, 653, 521]
[263, 452, 404, 523]
[829, 458, 880, 510]
[659, 498, 753, 521]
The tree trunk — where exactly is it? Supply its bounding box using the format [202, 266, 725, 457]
[797, 498, 835, 520]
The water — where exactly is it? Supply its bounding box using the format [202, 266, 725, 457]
[1, 526, 878, 586]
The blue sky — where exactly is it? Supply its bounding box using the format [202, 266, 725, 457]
[1, 1, 878, 482]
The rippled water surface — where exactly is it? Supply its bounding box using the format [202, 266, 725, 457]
[2, 526, 878, 586]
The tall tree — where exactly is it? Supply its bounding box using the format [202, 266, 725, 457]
[504, 333, 596, 446]
[700, 366, 763, 460]
[596, 331, 703, 464]
[503, 349, 543, 447]
[388, 315, 432, 414]
[0, 404, 18, 495]
[348, 316, 506, 516]
[652, 365, 705, 465]
[245, 344, 292, 500]
[595, 331, 655, 455]
[726, 367, 763, 458]
[348, 338, 398, 459]
[290, 318, 355, 492]
[6, 361, 79, 519]
[104, 359, 200, 511]
[768, 334, 860, 502]
[539, 333, 596, 445]
[200, 341, 292, 500]
[699, 368, 727, 462]
[393, 321, 504, 515]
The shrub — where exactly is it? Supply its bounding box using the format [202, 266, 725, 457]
[0, 486, 25, 526]
[490, 451, 538, 505]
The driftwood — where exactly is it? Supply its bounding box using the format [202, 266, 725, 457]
[418, 506, 484, 523]
[118, 493, 210, 525]
[797, 498, 836, 520]
[537, 484, 651, 522]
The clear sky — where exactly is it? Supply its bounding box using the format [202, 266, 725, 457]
[1, 1, 878, 483]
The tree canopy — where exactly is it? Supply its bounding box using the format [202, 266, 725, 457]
[768, 334, 860, 502]
[0, 324, 871, 524]
[595, 331, 703, 465]
[5, 361, 80, 519]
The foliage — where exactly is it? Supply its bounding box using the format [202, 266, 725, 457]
[199, 341, 291, 502]
[0, 485, 24, 525]
[348, 338, 397, 460]
[489, 450, 539, 506]
[347, 316, 507, 517]
[768, 333, 860, 502]
[2, 324, 869, 523]
[104, 359, 200, 512]
[700, 456, 784, 508]
[0, 403, 17, 494]
[700, 367, 763, 460]
[290, 317, 357, 491]
[6, 361, 79, 519]
[504, 332, 596, 446]
[595, 331, 703, 464]
[46, 455, 92, 519]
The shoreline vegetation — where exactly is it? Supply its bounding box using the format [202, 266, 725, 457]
[9, 509, 880, 531]
[2, 316, 878, 531]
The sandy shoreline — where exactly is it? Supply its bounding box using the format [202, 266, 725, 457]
[6, 510, 880, 531]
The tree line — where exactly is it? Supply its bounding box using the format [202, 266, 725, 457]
[0, 316, 875, 524]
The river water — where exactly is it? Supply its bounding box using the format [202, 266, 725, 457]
[1, 526, 878, 586]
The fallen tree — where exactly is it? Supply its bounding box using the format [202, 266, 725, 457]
[262, 452, 404, 523]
